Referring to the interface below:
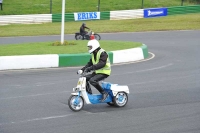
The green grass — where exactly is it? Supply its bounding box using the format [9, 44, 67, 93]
[0, 41, 142, 56]
[0, 13, 200, 37]
[0, 0, 198, 15]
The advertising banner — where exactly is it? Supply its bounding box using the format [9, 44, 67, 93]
[144, 8, 167, 18]
[74, 12, 100, 21]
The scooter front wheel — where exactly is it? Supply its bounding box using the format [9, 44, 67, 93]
[113, 92, 128, 107]
[68, 95, 84, 112]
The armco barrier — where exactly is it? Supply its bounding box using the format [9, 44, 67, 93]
[0, 44, 148, 71]
[141, 44, 148, 58]
[110, 9, 143, 20]
[0, 54, 59, 70]
[0, 14, 52, 25]
[58, 52, 113, 67]
[100, 11, 110, 20]
[59, 53, 91, 67]
[0, 5, 200, 25]
[112, 44, 148, 64]
[52, 13, 74, 22]
[168, 5, 200, 15]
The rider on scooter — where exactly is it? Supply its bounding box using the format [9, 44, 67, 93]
[77, 39, 111, 102]
[80, 22, 90, 40]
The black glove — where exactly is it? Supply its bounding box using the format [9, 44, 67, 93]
[84, 66, 93, 73]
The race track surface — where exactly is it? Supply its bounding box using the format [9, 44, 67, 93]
[0, 30, 200, 133]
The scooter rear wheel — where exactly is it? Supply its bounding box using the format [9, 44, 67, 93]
[113, 92, 128, 107]
[68, 95, 84, 112]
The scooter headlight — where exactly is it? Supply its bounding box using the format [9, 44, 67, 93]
[73, 87, 80, 92]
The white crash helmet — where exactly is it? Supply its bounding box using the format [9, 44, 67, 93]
[87, 39, 100, 54]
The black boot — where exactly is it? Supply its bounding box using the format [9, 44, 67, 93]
[100, 91, 108, 102]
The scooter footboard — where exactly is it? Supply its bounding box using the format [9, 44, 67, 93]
[87, 94, 113, 104]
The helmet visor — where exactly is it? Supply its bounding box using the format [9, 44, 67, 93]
[88, 46, 92, 51]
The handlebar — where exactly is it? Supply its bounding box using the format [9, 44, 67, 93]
[78, 70, 94, 77]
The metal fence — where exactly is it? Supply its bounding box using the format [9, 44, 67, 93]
[49, 0, 200, 13]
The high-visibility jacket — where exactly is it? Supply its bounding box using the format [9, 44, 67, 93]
[91, 49, 111, 75]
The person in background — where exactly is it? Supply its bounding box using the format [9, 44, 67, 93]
[77, 39, 111, 102]
[80, 22, 90, 39]
[0, 0, 3, 11]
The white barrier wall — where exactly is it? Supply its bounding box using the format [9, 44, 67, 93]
[0, 14, 52, 25]
[0, 46, 147, 70]
[0, 54, 59, 70]
[112, 48, 144, 64]
[110, 9, 143, 20]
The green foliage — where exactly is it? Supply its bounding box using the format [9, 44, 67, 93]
[52, 41, 76, 46]
[189, 0, 200, 3]
[188, 0, 200, 2]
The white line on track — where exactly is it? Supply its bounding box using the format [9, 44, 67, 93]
[127, 74, 197, 86]
[113, 52, 155, 66]
[112, 63, 173, 76]
[135, 63, 173, 72]
[0, 114, 74, 126]
[112, 52, 173, 76]
[0, 91, 71, 100]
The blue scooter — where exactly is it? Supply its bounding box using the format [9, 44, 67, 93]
[68, 71, 130, 112]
